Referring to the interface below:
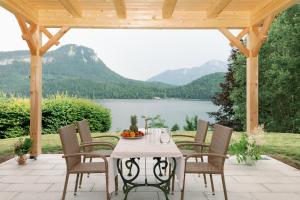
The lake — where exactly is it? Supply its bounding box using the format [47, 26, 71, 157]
[95, 99, 218, 131]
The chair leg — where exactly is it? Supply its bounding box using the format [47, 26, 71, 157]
[87, 157, 92, 178]
[105, 172, 110, 200]
[74, 173, 79, 196]
[62, 173, 69, 200]
[200, 156, 207, 187]
[209, 174, 215, 195]
[79, 157, 86, 188]
[221, 173, 228, 200]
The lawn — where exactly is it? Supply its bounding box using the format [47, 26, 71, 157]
[1, 131, 300, 169]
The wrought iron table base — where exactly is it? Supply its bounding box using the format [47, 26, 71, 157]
[117, 157, 176, 200]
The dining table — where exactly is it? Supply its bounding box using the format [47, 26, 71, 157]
[108, 128, 185, 200]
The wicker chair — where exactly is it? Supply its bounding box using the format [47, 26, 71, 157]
[173, 119, 209, 187]
[76, 119, 119, 188]
[58, 124, 110, 200]
[179, 124, 233, 200]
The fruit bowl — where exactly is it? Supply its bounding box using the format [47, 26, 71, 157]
[121, 130, 145, 139]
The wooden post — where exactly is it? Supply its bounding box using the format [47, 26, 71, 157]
[246, 26, 259, 135]
[30, 26, 42, 158]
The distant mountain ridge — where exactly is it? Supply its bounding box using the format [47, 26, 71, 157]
[148, 60, 227, 85]
[0, 44, 225, 99]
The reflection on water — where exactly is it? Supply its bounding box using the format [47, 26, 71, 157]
[95, 99, 218, 131]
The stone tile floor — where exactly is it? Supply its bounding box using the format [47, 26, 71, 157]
[0, 154, 300, 200]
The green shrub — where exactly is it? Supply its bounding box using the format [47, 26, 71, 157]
[0, 98, 30, 138]
[42, 95, 111, 134]
[0, 94, 111, 138]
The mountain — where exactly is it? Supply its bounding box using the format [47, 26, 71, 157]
[166, 72, 225, 99]
[147, 60, 227, 85]
[0, 44, 224, 99]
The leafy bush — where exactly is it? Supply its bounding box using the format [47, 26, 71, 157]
[0, 94, 111, 138]
[229, 133, 261, 165]
[0, 97, 30, 138]
[13, 138, 32, 156]
[171, 124, 180, 132]
[183, 115, 198, 131]
[147, 115, 168, 128]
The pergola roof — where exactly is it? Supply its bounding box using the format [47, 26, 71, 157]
[0, 0, 298, 29]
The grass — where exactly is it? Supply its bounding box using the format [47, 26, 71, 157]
[1, 131, 300, 169]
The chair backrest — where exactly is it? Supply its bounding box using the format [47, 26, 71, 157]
[208, 124, 233, 170]
[58, 124, 81, 171]
[76, 119, 93, 152]
[194, 119, 209, 152]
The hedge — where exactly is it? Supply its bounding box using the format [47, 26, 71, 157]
[0, 95, 111, 138]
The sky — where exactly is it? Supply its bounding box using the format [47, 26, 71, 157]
[0, 7, 234, 81]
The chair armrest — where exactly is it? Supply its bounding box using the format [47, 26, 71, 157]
[175, 140, 196, 144]
[177, 142, 210, 148]
[172, 134, 195, 139]
[185, 153, 228, 161]
[80, 142, 114, 150]
[62, 152, 108, 162]
[92, 135, 120, 141]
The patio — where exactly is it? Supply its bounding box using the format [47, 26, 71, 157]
[0, 155, 300, 200]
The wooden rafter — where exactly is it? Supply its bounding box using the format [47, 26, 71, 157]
[113, 0, 126, 19]
[162, 0, 178, 19]
[229, 28, 249, 47]
[219, 28, 250, 57]
[252, 15, 274, 56]
[0, 0, 38, 24]
[251, 0, 298, 25]
[58, 0, 82, 18]
[40, 27, 70, 56]
[207, 0, 232, 18]
[15, 14, 37, 55]
[40, 27, 60, 46]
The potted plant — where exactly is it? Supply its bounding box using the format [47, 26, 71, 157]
[13, 138, 32, 165]
[229, 133, 261, 166]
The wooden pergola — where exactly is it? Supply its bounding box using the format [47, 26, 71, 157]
[0, 0, 298, 158]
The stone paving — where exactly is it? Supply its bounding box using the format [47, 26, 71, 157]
[0, 154, 300, 200]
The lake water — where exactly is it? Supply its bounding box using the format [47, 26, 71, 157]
[95, 99, 218, 131]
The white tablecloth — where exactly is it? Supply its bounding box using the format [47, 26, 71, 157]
[108, 129, 184, 193]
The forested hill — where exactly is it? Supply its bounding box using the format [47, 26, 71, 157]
[0, 44, 224, 99]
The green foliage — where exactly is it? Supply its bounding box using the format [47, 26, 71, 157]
[183, 115, 198, 131]
[216, 5, 300, 133]
[0, 94, 111, 138]
[147, 115, 168, 128]
[171, 123, 180, 132]
[0, 97, 30, 138]
[209, 49, 243, 131]
[42, 94, 111, 134]
[229, 134, 261, 164]
[129, 115, 138, 132]
[13, 138, 32, 156]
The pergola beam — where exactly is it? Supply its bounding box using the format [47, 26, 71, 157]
[219, 28, 250, 57]
[207, 0, 232, 18]
[113, 0, 126, 19]
[15, 14, 37, 55]
[0, 0, 38, 24]
[251, 0, 298, 25]
[40, 27, 70, 56]
[162, 0, 178, 19]
[58, 0, 82, 18]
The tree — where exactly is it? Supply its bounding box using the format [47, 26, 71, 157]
[171, 124, 180, 132]
[209, 49, 243, 131]
[183, 115, 198, 131]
